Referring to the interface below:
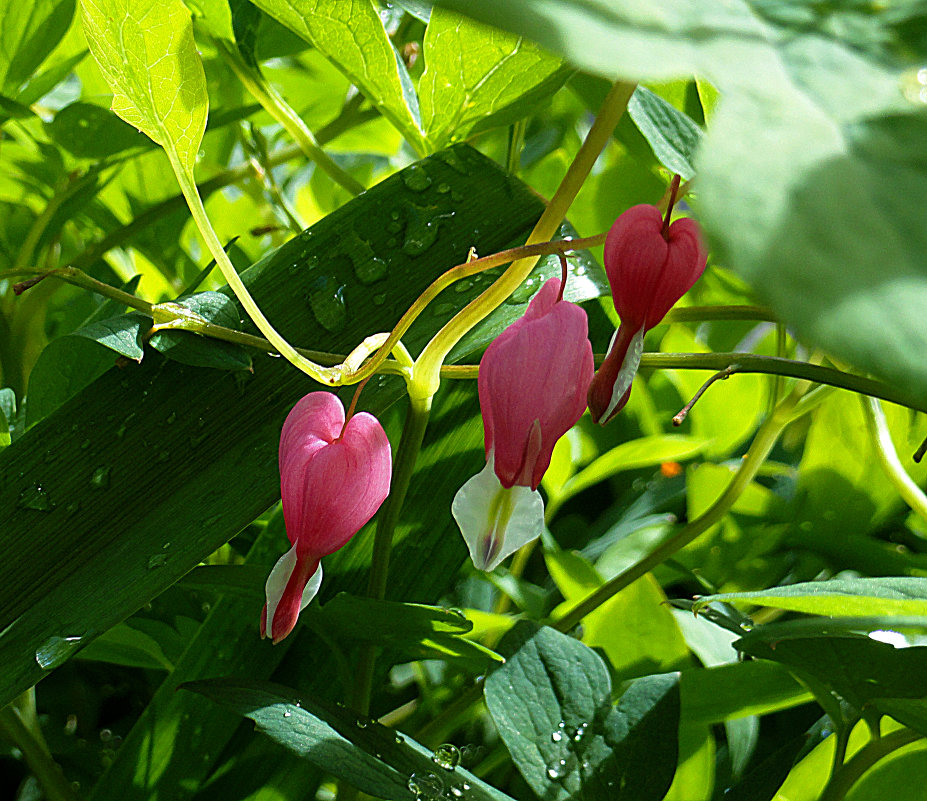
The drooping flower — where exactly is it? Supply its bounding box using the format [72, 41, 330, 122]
[587, 196, 706, 425]
[452, 277, 593, 571]
[262, 392, 391, 643]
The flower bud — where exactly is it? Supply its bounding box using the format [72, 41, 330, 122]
[262, 392, 391, 643]
[588, 204, 706, 424]
[453, 278, 593, 571]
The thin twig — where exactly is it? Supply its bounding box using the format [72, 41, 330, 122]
[673, 363, 740, 425]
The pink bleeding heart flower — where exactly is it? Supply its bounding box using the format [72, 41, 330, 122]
[588, 188, 706, 425]
[452, 277, 593, 571]
[262, 392, 391, 643]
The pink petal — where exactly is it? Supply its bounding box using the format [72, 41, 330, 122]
[479, 278, 593, 489]
[279, 393, 392, 557]
[261, 543, 323, 643]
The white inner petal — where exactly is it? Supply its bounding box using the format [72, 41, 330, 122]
[602, 324, 645, 421]
[452, 458, 545, 572]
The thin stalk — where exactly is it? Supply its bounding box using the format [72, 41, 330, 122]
[351, 394, 433, 716]
[553, 383, 805, 633]
[411, 80, 637, 399]
[217, 41, 365, 196]
[863, 397, 927, 525]
[819, 728, 922, 801]
[0, 704, 81, 801]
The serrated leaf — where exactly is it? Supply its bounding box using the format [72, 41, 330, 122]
[418, 7, 569, 150]
[182, 678, 515, 801]
[246, 0, 425, 152]
[149, 291, 252, 371]
[80, 0, 208, 173]
[693, 578, 927, 618]
[484, 622, 679, 801]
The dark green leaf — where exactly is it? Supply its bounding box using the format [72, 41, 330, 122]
[484, 622, 679, 801]
[307, 594, 502, 668]
[182, 678, 515, 801]
[46, 101, 154, 160]
[0, 145, 604, 714]
[77, 621, 174, 671]
[694, 577, 927, 618]
[722, 733, 808, 801]
[72, 313, 147, 362]
[738, 636, 927, 721]
[148, 292, 253, 371]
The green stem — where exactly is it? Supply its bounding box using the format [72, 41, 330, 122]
[0, 703, 82, 801]
[351, 394, 433, 716]
[411, 80, 637, 400]
[862, 397, 927, 524]
[168, 149, 340, 384]
[217, 41, 365, 196]
[553, 383, 806, 633]
[819, 728, 922, 801]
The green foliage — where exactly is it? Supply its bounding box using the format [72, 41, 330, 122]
[2, 3, 927, 800]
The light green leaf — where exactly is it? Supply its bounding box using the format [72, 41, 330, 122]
[80, 0, 208, 173]
[418, 6, 569, 150]
[694, 577, 927, 618]
[0, 0, 76, 94]
[627, 86, 702, 180]
[246, 0, 426, 152]
[549, 434, 708, 514]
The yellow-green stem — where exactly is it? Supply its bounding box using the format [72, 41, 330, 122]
[863, 397, 927, 525]
[217, 41, 365, 196]
[553, 382, 806, 633]
[411, 80, 637, 400]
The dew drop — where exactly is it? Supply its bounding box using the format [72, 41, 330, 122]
[17, 483, 52, 512]
[551, 730, 563, 742]
[546, 768, 560, 780]
[166, 412, 177, 424]
[437, 182, 450, 194]
[308, 276, 348, 333]
[147, 553, 168, 570]
[431, 743, 461, 770]
[344, 232, 388, 285]
[438, 149, 470, 175]
[407, 772, 443, 800]
[283, 711, 292, 718]
[80, 439, 91, 450]
[90, 466, 111, 489]
[402, 203, 454, 257]
[356, 718, 368, 729]
[36, 635, 84, 669]
[401, 163, 433, 192]
[372, 293, 387, 306]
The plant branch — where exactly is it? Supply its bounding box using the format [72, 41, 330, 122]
[553, 380, 808, 633]
[411, 80, 637, 399]
[673, 364, 739, 425]
[0, 704, 81, 801]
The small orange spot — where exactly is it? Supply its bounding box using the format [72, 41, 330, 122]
[660, 461, 682, 478]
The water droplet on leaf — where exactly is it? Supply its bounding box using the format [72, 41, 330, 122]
[431, 743, 461, 770]
[36, 635, 84, 669]
[90, 466, 110, 489]
[17, 483, 52, 512]
[408, 772, 443, 800]
[308, 276, 348, 333]
[401, 163, 432, 192]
